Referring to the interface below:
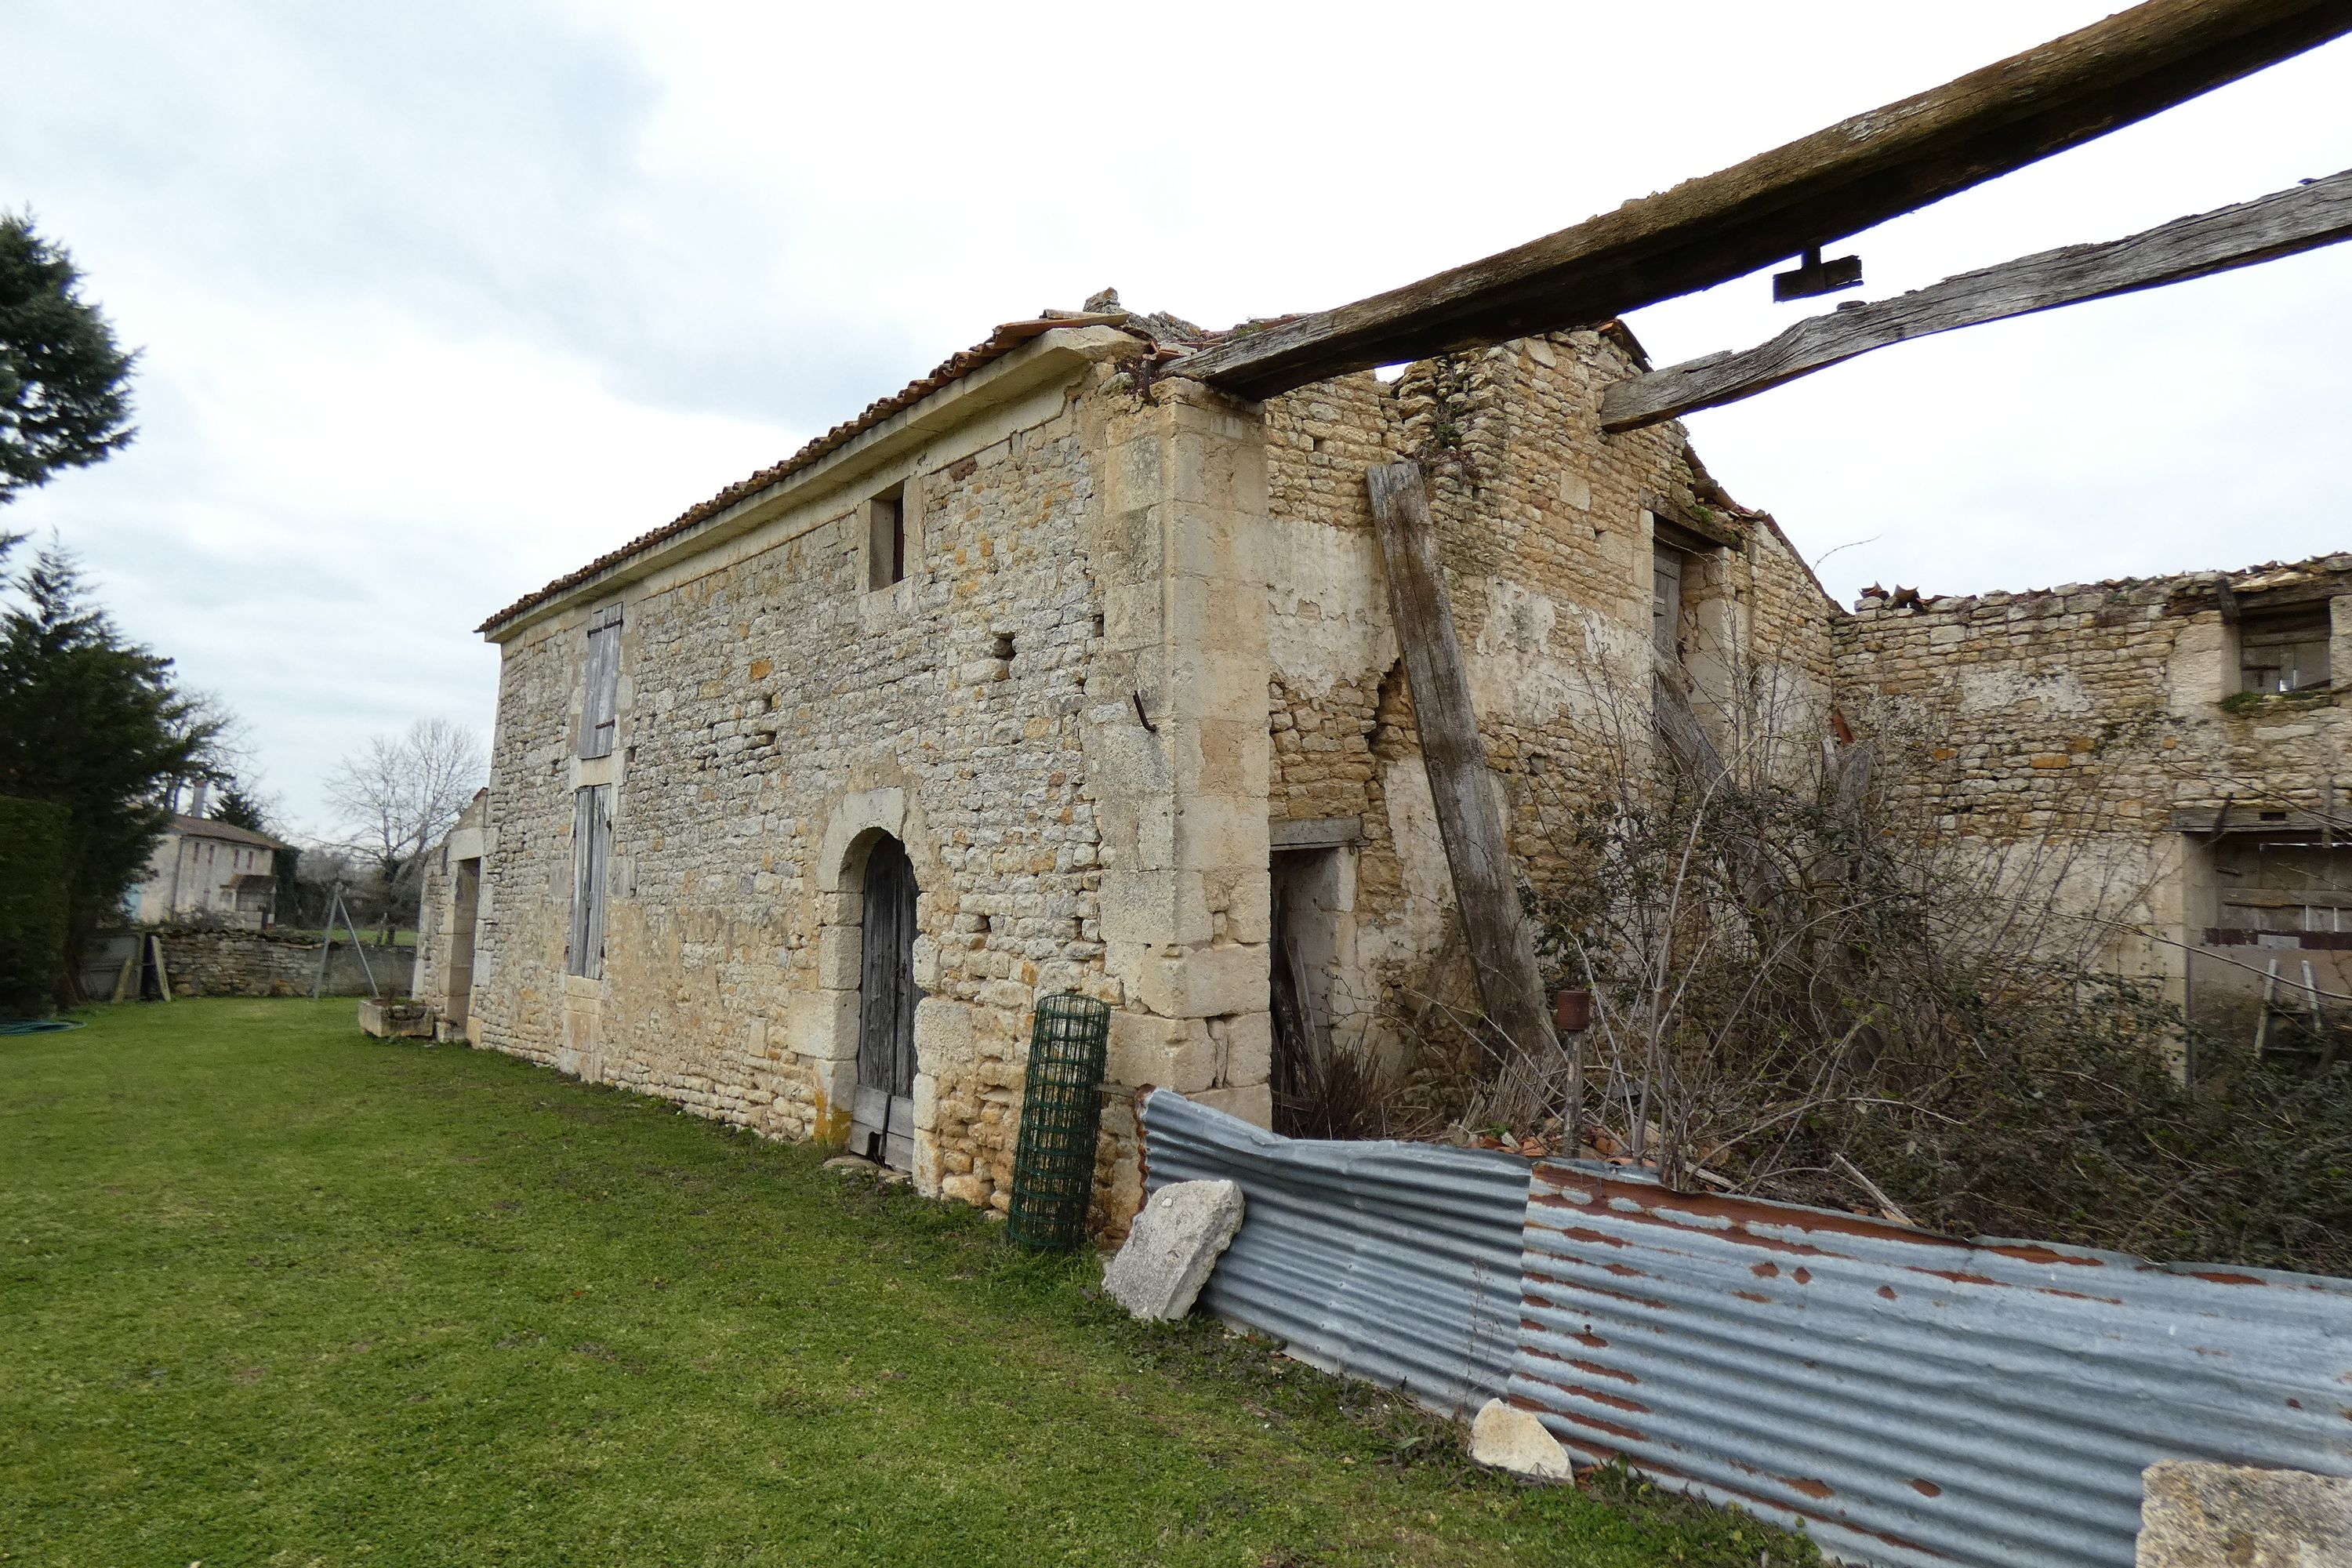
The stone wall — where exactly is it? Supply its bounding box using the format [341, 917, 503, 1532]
[1836, 554, 2352, 1016]
[1258, 328, 1838, 1063]
[149, 927, 412, 998]
[474, 328, 1221, 1234]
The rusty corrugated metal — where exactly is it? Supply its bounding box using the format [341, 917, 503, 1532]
[1512, 1160, 2352, 1568]
[1138, 1090, 1530, 1416]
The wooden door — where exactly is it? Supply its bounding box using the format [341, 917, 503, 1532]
[1652, 546, 1684, 662]
[853, 837, 921, 1169]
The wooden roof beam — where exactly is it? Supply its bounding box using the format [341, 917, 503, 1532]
[1176, 0, 2352, 399]
[1599, 165, 2352, 433]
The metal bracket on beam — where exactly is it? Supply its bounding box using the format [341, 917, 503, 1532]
[1773, 245, 1864, 302]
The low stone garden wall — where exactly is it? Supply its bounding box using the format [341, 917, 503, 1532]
[137, 927, 416, 999]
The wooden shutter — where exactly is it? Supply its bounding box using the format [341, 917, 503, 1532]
[578, 606, 622, 760]
[568, 785, 609, 978]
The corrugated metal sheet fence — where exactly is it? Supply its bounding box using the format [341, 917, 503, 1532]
[1142, 1092, 2352, 1568]
[1138, 1088, 1530, 1417]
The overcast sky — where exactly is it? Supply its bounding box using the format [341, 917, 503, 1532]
[5, 2, 2350, 837]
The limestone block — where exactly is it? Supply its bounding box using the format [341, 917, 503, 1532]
[1217, 1011, 1273, 1087]
[1468, 1399, 1573, 1482]
[913, 996, 981, 1069]
[978, 977, 1033, 1014]
[909, 934, 941, 989]
[1130, 942, 1269, 1020]
[912, 1072, 939, 1131]
[1098, 869, 1212, 947]
[941, 1173, 985, 1207]
[1102, 1179, 1245, 1321]
[812, 891, 863, 926]
[913, 1130, 942, 1198]
[1192, 1081, 1274, 1129]
[1106, 1011, 1217, 1092]
[2137, 1460, 2352, 1566]
[358, 998, 433, 1039]
[1102, 579, 1167, 652]
[787, 988, 860, 1062]
[815, 924, 862, 989]
[1212, 869, 1273, 946]
[1170, 787, 1271, 873]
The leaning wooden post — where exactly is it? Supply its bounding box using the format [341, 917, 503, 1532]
[1365, 461, 1575, 1142]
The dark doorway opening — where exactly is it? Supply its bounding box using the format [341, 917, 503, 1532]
[447, 856, 481, 1025]
[853, 836, 921, 1169]
[1270, 847, 1341, 1137]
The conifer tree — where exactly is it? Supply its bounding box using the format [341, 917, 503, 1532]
[0, 536, 216, 992]
[0, 213, 138, 504]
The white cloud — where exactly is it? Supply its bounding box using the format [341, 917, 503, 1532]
[2, 0, 2348, 832]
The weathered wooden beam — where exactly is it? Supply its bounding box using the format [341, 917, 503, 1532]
[1363, 461, 1560, 1072]
[1178, 0, 2352, 399]
[1602, 167, 2352, 431]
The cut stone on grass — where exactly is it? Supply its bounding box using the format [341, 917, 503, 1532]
[1103, 1179, 1244, 1321]
[1470, 1399, 1574, 1483]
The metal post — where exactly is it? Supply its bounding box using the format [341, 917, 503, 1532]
[310, 880, 339, 1001]
[339, 885, 379, 999]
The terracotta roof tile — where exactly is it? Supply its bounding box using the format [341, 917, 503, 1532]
[169, 814, 292, 851]
[477, 313, 1138, 634]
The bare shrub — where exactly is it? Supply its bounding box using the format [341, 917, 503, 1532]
[1448, 655, 2352, 1272]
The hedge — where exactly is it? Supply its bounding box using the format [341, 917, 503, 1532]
[0, 795, 73, 1016]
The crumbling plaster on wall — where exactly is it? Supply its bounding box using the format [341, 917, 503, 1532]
[1258, 328, 1839, 1058]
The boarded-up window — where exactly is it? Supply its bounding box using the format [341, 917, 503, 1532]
[2239, 604, 2331, 695]
[568, 785, 610, 978]
[1652, 546, 1685, 661]
[578, 605, 622, 759]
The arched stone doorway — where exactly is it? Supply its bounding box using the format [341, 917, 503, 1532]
[850, 833, 920, 1169]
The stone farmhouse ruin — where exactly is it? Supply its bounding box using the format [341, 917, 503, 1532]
[408, 1, 2352, 1232]
[414, 292, 2350, 1230]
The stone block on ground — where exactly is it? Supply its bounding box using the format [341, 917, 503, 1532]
[1102, 1178, 1244, 1321]
[357, 998, 434, 1039]
[1468, 1398, 1573, 1482]
[2138, 1459, 2352, 1566]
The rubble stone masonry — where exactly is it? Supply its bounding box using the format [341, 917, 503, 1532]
[466, 318, 1842, 1234]
[1836, 555, 2352, 1011]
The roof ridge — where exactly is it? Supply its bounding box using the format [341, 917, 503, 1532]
[477, 313, 1140, 633]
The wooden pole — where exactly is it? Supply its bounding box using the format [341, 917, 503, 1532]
[1363, 463, 1571, 1129]
[149, 934, 173, 1003]
[1177, 0, 2352, 397]
[1601, 166, 2352, 431]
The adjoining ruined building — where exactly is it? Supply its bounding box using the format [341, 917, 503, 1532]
[1839, 554, 2352, 1049]
[418, 289, 2343, 1233]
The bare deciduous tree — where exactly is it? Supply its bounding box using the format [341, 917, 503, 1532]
[324, 718, 485, 942]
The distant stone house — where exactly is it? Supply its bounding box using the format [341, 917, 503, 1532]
[431, 292, 2347, 1232]
[131, 787, 289, 928]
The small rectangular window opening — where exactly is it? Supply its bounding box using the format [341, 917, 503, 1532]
[2239, 603, 2332, 695]
[867, 485, 906, 590]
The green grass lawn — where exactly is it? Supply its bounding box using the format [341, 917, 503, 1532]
[0, 1000, 1813, 1567]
